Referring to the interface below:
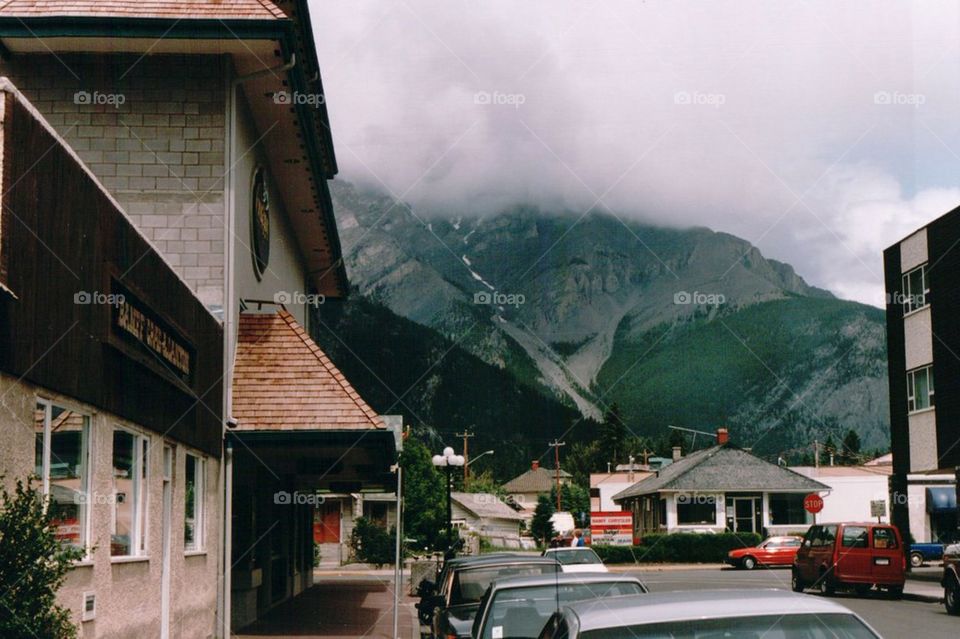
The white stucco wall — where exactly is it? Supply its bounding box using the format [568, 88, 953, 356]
[908, 409, 939, 472]
[792, 468, 890, 523]
[900, 229, 928, 273]
[903, 307, 933, 370]
[0, 374, 221, 638]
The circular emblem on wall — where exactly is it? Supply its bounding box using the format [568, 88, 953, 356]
[251, 167, 270, 280]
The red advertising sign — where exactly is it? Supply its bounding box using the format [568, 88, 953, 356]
[589, 511, 632, 546]
[803, 493, 824, 514]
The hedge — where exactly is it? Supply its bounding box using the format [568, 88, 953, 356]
[593, 532, 763, 564]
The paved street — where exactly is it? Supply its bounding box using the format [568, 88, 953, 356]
[618, 567, 955, 639]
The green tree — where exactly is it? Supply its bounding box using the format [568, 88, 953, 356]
[464, 469, 504, 496]
[0, 477, 84, 639]
[599, 403, 628, 465]
[551, 483, 591, 526]
[400, 438, 446, 550]
[530, 495, 556, 547]
[841, 429, 862, 466]
[564, 441, 602, 486]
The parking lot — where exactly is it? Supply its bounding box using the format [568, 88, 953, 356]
[619, 566, 955, 639]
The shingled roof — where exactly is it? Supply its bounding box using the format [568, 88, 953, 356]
[231, 310, 383, 431]
[613, 446, 828, 501]
[0, 0, 286, 19]
[451, 493, 525, 521]
[503, 467, 572, 494]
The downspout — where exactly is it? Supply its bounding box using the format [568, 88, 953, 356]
[220, 52, 297, 639]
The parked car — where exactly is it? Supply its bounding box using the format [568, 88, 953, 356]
[472, 573, 647, 639]
[726, 535, 803, 570]
[792, 522, 906, 598]
[541, 547, 608, 573]
[536, 589, 881, 638]
[910, 541, 945, 567]
[416, 553, 520, 625]
[942, 542, 960, 615]
[428, 555, 561, 639]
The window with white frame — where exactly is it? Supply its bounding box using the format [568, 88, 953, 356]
[112, 428, 149, 557]
[35, 401, 91, 551]
[902, 264, 929, 314]
[676, 494, 716, 525]
[907, 366, 935, 413]
[184, 454, 204, 551]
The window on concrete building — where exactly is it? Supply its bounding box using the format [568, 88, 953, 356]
[35, 401, 91, 552]
[907, 365, 935, 413]
[676, 494, 716, 525]
[902, 264, 929, 314]
[185, 453, 205, 551]
[769, 493, 808, 526]
[112, 428, 149, 557]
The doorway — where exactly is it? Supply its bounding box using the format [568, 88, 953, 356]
[160, 445, 173, 639]
[733, 497, 757, 533]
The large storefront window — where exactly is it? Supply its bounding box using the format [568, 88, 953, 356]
[676, 494, 716, 525]
[185, 454, 205, 551]
[34, 401, 90, 551]
[112, 428, 148, 557]
[769, 493, 810, 526]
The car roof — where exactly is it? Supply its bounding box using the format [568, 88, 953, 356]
[810, 522, 897, 528]
[454, 555, 560, 571]
[489, 573, 642, 592]
[563, 589, 864, 629]
[445, 553, 529, 567]
[544, 547, 597, 552]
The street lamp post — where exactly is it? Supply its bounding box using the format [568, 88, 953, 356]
[432, 447, 465, 546]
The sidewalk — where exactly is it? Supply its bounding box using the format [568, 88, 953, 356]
[233, 573, 418, 639]
[905, 572, 943, 603]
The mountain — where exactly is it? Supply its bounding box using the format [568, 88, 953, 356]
[325, 180, 890, 458]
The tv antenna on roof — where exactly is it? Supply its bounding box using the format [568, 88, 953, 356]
[667, 425, 715, 449]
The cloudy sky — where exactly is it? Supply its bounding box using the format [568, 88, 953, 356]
[312, 0, 960, 306]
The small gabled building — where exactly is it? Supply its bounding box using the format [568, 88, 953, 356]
[450, 492, 526, 548]
[502, 461, 571, 513]
[613, 439, 828, 538]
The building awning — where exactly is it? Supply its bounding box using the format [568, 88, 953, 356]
[230, 309, 397, 491]
[926, 487, 957, 513]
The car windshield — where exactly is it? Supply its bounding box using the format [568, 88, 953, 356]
[580, 613, 878, 639]
[553, 549, 602, 565]
[482, 582, 644, 639]
[451, 564, 559, 606]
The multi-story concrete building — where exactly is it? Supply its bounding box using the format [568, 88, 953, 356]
[0, 1, 400, 636]
[884, 207, 960, 544]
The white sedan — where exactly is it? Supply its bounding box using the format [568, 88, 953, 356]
[541, 547, 608, 573]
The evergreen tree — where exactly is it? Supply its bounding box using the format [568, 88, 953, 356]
[599, 403, 628, 465]
[841, 429, 862, 466]
[551, 483, 591, 526]
[530, 495, 556, 547]
[0, 477, 84, 639]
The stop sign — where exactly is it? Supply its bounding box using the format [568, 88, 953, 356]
[804, 493, 824, 514]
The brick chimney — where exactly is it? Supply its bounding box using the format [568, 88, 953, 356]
[672, 446, 682, 462]
[531, 460, 540, 471]
[717, 428, 729, 446]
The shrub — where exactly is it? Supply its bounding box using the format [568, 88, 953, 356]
[0, 477, 84, 639]
[593, 532, 763, 564]
[349, 517, 394, 568]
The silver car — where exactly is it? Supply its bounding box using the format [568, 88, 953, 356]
[536, 589, 882, 638]
[473, 573, 647, 639]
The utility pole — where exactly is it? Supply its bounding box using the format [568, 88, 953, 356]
[814, 440, 819, 469]
[549, 440, 566, 511]
[456, 430, 475, 484]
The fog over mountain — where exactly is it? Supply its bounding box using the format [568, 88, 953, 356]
[313, 0, 960, 306]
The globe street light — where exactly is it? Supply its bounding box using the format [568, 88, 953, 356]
[432, 447, 465, 546]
